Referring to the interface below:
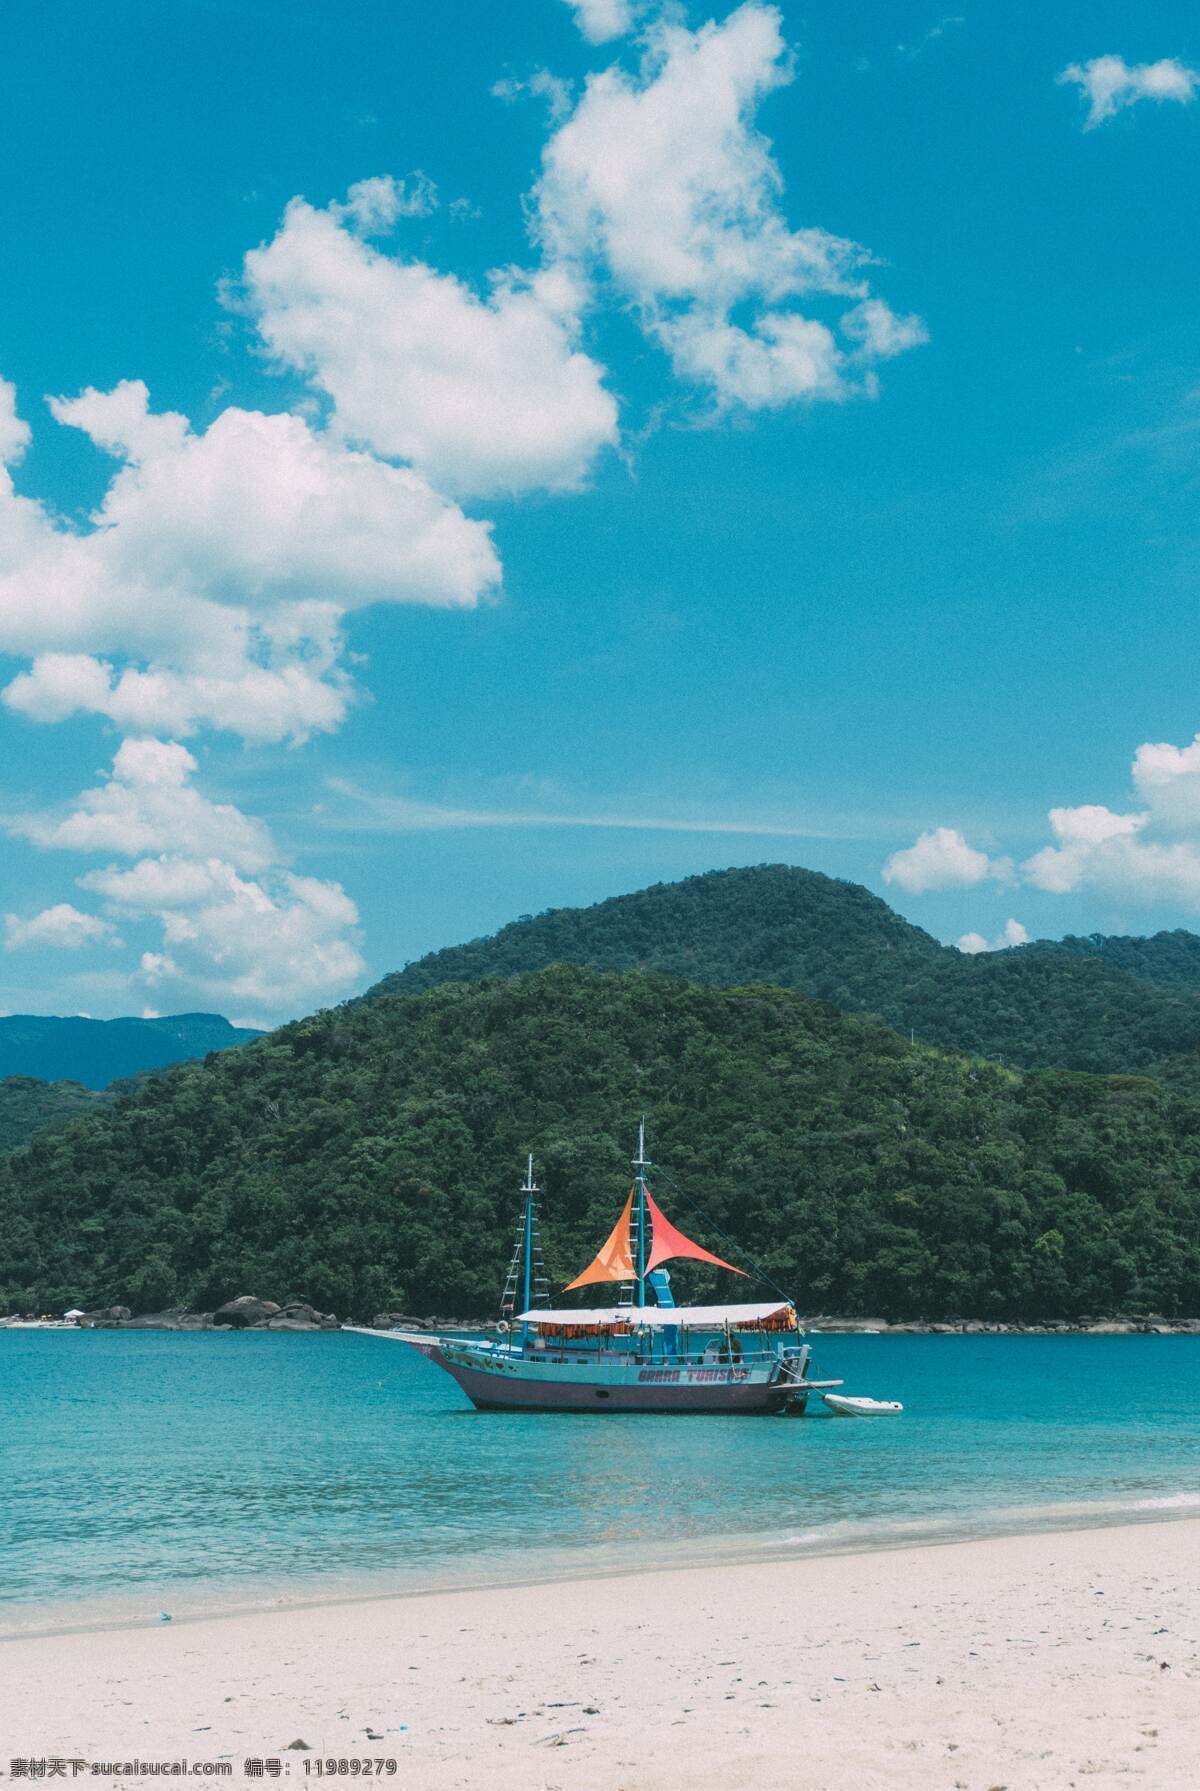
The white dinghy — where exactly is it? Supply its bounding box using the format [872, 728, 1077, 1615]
[822, 1392, 903, 1417]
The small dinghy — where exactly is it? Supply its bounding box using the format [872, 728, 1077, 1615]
[822, 1393, 903, 1417]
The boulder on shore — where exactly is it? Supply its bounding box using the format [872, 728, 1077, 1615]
[372, 1311, 432, 1331]
[214, 1294, 282, 1328]
[262, 1302, 338, 1331]
[76, 1305, 132, 1326]
[118, 1308, 215, 1330]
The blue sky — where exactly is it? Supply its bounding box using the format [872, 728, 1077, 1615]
[1, 0, 1199, 1021]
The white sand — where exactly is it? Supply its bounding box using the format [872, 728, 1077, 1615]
[3, 1519, 1198, 1790]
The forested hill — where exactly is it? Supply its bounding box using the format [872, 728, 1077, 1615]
[0, 1077, 109, 1151]
[365, 866, 1200, 1074]
[1025, 929, 1200, 994]
[4, 964, 1200, 1322]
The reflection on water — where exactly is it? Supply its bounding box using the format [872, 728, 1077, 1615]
[2, 1330, 1199, 1621]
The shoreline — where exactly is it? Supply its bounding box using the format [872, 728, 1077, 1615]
[7, 1316, 1200, 1333]
[4, 1518, 1196, 1789]
[6, 1490, 1200, 1646]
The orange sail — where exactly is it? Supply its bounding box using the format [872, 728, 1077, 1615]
[564, 1190, 637, 1289]
[645, 1188, 747, 1277]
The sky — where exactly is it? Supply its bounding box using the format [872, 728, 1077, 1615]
[1, 0, 1199, 1024]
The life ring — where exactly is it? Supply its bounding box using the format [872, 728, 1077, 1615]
[496, 1319, 510, 1334]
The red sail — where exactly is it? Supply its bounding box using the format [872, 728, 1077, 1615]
[564, 1190, 637, 1289]
[645, 1188, 747, 1277]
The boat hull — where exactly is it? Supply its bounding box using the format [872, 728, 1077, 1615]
[432, 1343, 794, 1414]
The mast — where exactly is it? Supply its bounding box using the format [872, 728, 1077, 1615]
[521, 1153, 535, 1317]
[521, 1153, 537, 1343]
[633, 1118, 649, 1308]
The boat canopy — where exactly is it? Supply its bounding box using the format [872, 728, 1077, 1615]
[515, 1301, 796, 1330]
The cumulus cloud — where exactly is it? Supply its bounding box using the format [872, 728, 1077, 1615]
[4, 903, 117, 952]
[1022, 803, 1200, 906]
[560, 0, 639, 45]
[1131, 734, 1200, 829]
[956, 918, 1030, 955]
[883, 827, 1005, 895]
[0, 378, 499, 743]
[1058, 55, 1198, 129]
[241, 197, 619, 500]
[912, 728, 1200, 919]
[333, 173, 437, 232]
[99, 856, 365, 1014]
[14, 737, 276, 870]
[0, 377, 31, 466]
[8, 740, 365, 1015]
[533, 3, 926, 410]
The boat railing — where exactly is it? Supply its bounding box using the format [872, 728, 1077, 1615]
[497, 1342, 801, 1368]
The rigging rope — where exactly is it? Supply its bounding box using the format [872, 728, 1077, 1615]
[650, 1163, 799, 1311]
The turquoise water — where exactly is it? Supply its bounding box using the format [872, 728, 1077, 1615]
[2, 1331, 1198, 1631]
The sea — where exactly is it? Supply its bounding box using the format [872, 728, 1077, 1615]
[3, 1330, 1198, 1635]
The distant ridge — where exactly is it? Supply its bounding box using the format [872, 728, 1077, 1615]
[1025, 929, 1200, 994]
[366, 864, 1200, 1074]
[0, 1012, 263, 1090]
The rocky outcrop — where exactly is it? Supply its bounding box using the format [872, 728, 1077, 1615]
[263, 1302, 339, 1331]
[214, 1294, 283, 1328]
[61, 1293, 337, 1330]
[372, 1311, 433, 1331]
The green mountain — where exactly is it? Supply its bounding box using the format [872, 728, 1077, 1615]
[4, 964, 1200, 1322]
[0, 1077, 110, 1152]
[1025, 929, 1200, 994]
[0, 1012, 263, 1090]
[367, 865, 1200, 1074]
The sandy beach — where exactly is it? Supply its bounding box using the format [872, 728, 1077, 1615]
[2, 1518, 1197, 1791]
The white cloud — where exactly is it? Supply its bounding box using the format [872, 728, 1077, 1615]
[1131, 734, 1200, 828]
[882, 826, 1004, 895]
[108, 857, 364, 1012]
[241, 196, 619, 500]
[0, 377, 31, 466]
[45, 382, 498, 613]
[15, 738, 275, 870]
[8, 740, 365, 1016]
[533, 3, 926, 409]
[1058, 55, 1198, 129]
[4, 903, 116, 952]
[95, 857, 364, 1013]
[0, 378, 499, 744]
[1022, 803, 1200, 905]
[560, 0, 638, 46]
[139, 951, 178, 986]
[943, 728, 1200, 915]
[3, 650, 351, 743]
[492, 69, 574, 123]
[333, 173, 437, 233]
[1023, 805, 1148, 894]
[956, 918, 1029, 955]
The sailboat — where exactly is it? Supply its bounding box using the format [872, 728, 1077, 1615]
[373, 1126, 842, 1414]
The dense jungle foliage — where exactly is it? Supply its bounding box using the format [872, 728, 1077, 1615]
[368, 866, 1200, 1074]
[5, 965, 1200, 1321]
[0, 1077, 109, 1151]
